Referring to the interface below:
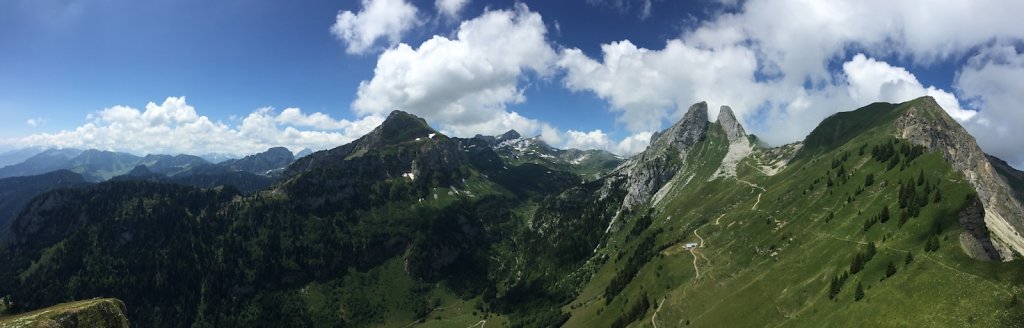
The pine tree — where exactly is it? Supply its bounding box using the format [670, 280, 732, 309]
[886, 261, 897, 277]
[866, 242, 877, 261]
[925, 236, 940, 252]
[918, 170, 926, 186]
[905, 252, 914, 265]
[855, 282, 865, 301]
[864, 173, 874, 187]
[880, 206, 890, 223]
[850, 253, 865, 274]
[933, 189, 942, 203]
[829, 277, 840, 299]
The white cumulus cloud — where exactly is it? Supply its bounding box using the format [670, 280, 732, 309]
[956, 45, 1024, 168]
[557, 0, 1021, 162]
[843, 54, 975, 122]
[352, 3, 558, 139]
[563, 129, 653, 156]
[6, 97, 383, 157]
[436, 0, 470, 20]
[26, 118, 44, 127]
[331, 0, 421, 55]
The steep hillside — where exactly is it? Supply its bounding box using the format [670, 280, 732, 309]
[0, 170, 91, 235]
[556, 97, 1024, 327]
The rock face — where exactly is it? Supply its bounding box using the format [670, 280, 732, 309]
[712, 106, 754, 179]
[717, 105, 747, 142]
[496, 130, 521, 144]
[473, 129, 521, 147]
[649, 102, 710, 154]
[894, 96, 1024, 260]
[0, 298, 129, 328]
[958, 198, 1002, 261]
[614, 102, 710, 211]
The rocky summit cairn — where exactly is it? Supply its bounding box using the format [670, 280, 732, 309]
[717, 105, 747, 142]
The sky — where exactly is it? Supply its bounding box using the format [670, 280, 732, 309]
[1, 0, 1022, 168]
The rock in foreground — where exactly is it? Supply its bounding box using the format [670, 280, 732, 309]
[0, 298, 128, 328]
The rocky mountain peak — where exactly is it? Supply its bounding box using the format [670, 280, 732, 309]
[379, 110, 435, 142]
[894, 96, 1024, 260]
[497, 129, 521, 143]
[717, 105, 747, 142]
[649, 101, 709, 154]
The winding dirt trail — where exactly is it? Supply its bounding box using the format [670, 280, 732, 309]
[651, 297, 666, 328]
[752, 191, 764, 210]
[690, 249, 701, 283]
[694, 227, 706, 247]
[687, 177, 766, 286]
[465, 320, 486, 328]
[714, 213, 727, 225]
[734, 177, 766, 211]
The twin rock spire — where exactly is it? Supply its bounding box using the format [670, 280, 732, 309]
[649, 101, 748, 155]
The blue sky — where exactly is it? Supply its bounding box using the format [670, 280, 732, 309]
[0, 0, 711, 138]
[2, 0, 1022, 167]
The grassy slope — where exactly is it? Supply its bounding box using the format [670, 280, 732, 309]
[564, 101, 1024, 327]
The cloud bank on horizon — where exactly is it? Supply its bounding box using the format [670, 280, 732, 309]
[6, 0, 1024, 167]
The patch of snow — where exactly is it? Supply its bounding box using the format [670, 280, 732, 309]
[571, 154, 590, 165]
[428, 133, 436, 138]
[402, 172, 416, 181]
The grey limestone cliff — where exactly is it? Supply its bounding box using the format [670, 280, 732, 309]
[894, 97, 1024, 260]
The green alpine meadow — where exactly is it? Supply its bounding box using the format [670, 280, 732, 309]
[2, 96, 1023, 327]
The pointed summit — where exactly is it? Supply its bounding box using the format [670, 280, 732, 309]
[649, 101, 709, 154]
[379, 110, 436, 144]
[894, 96, 1024, 259]
[497, 130, 521, 143]
[717, 105, 747, 142]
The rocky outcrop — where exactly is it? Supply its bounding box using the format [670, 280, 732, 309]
[712, 106, 754, 179]
[473, 129, 521, 147]
[894, 96, 1024, 260]
[717, 106, 747, 142]
[0, 298, 129, 328]
[958, 198, 1002, 261]
[613, 102, 710, 211]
